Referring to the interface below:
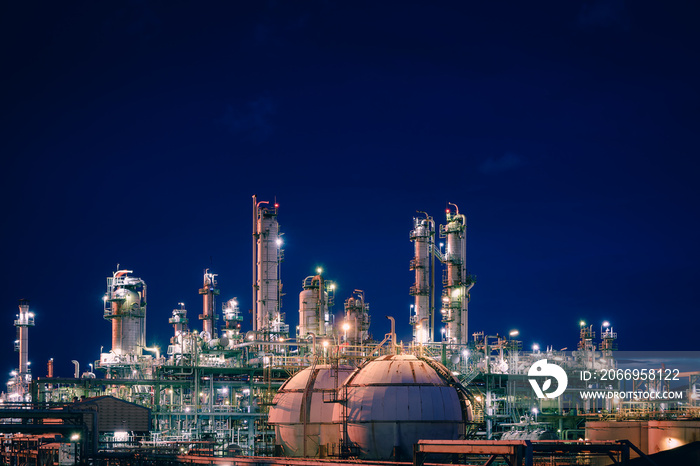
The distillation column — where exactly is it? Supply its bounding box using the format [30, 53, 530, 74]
[104, 269, 147, 356]
[15, 299, 34, 377]
[8, 299, 35, 401]
[344, 290, 370, 346]
[297, 270, 334, 338]
[199, 269, 220, 339]
[252, 196, 287, 338]
[440, 204, 474, 345]
[168, 303, 189, 363]
[409, 214, 435, 344]
[222, 298, 244, 346]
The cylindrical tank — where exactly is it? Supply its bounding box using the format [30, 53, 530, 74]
[268, 364, 354, 457]
[586, 420, 700, 457]
[440, 207, 470, 345]
[112, 287, 141, 355]
[336, 354, 468, 460]
[297, 275, 330, 337]
[586, 421, 649, 458]
[344, 291, 370, 347]
[411, 218, 431, 343]
[298, 289, 318, 337]
[199, 271, 219, 338]
[647, 420, 700, 454]
[255, 206, 281, 333]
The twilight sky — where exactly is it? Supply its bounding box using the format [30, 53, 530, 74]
[1, 1, 699, 379]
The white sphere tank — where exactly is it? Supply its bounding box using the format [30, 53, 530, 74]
[268, 364, 354, 457]
[334, 354, 466, 460]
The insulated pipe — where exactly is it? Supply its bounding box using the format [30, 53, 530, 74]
[307, 332, 316, 354]
[72, 360, 79, 379]
[386, 316, 397, 352]
[230, 340, 301, 353]
[314, 275, 326, 336]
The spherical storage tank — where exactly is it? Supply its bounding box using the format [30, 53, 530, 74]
[268, 364, 354, 457]
[334, 354, 469, 460]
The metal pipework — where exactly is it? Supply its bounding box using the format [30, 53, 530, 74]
[143, 346, 161, 360]
[307, 332, 316, 354]
[387, 316, 397, 353]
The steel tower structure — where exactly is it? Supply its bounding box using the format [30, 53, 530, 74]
[252, 196, 287, 339]
[104, 269, 147, 356]
[14, 299, 34, 377]
[409, 213, 436, 343]
[297, 270, 335, 338]
[344, 289, 370, 346]
[439, 204, 474, 345]
[198, 269, 220, 339]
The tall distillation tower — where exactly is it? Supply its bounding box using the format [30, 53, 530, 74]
[252, 196, 287, 339]
[439, 204, 474, 345]
[8, 299, 35, 401]
[297, 269, 335, 338]
[199, 269, 220, 339]
[343, 290, 370, 346]
[409, 213, 436, 344]
[103, 269, 147, 358]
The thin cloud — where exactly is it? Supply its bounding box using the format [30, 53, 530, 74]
[219, 94, 276, 141]
[577, 0, 629, 31]
[479, 153, 526, 174]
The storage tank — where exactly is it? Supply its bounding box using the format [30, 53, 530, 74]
[647, 420, 700, 454]
[104, 270, 146, 357]
[586, 420, 649, 458]
[268, 364, 354, 457]
[343, 290, 370, 347]
[297, 273, 333, 338]
[112, 287, 142, 353]
[337, 354, 469, 460]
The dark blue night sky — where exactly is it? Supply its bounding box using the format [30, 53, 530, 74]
[1, 1, 699, 379]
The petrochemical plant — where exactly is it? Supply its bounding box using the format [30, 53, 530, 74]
[2, 196, 699, 466]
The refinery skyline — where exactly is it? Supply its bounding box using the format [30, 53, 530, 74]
[2, 2, 699, 378]
[0, 194, 694, 378]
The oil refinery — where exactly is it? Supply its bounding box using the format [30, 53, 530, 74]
[1, 196, 699, 466]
